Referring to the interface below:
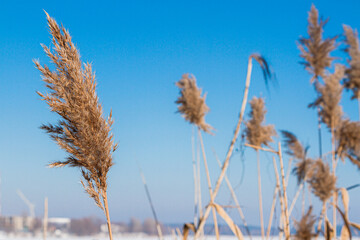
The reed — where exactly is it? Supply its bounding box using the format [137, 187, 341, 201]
[245, 96, 276, 240]
[294, 207, 317, 240]
[175, 74, 219, 239]
[343, 25, 360, 107]
[35, 12, 117, 240]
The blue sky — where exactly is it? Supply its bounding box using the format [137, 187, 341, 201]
[1, 0, 360, 226]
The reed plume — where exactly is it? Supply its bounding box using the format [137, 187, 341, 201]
[343, 25, 360, 100]
[34, 12, 117, 240]
[307, 159, 336, 202]
[281, 131, 312, 184]
[176, 74, 213, 133]
[245, 97, 276, 147]
[293, 207, 317, 240]
[309, 64, 344, 130]
[176, 74, 220, 239]
[245, 96, 275, 240]
[336, 119, 360, 168]
[298, 4, 337, 82]
[281, 130, 306, 160]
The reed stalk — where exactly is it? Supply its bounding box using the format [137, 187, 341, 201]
[193, 55, 254, 239]
[266, 184, 279, 240]
[198, 129, 219, 240]
[278, 142, 290, 240]
[256, 150, 265, 240]
[272, 156, 286, 239]
[191, 127, 199, 229]
[214, 150, 251, 238]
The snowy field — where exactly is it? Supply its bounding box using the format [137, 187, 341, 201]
[1, 236, 360, 240]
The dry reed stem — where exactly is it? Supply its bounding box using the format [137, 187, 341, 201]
[266, 184, 279, 240]
[191, 127, 199, 230]
[192, 55, 254, 240]
[256, 150, 265, 240]
[198, 129, 219, 240]
[244, 143, 278, 154]
[213, 150, 252, 238]
[289, 181, 305, 216]
[211, 203, 244, 240]
[266, 157, 292, 240]
[331, 120, 337, 240]
[316, 202, 327, 238]
[278, 142, 290, 240]
[272, 156, 287, 239]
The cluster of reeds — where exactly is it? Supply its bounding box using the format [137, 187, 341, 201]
[174, 4, 360, 240]
[34, 4, 360, 240]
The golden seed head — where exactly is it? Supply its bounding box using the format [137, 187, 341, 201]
[176, 74, 213, 134]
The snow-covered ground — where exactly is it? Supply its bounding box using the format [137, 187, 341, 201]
[1, 236, 360, 240]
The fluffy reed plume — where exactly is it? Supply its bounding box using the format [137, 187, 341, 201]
[336, 119, 360, 168]
[281, 131, 312, 184]
[343, 25, 360, 100]
[245, 97, 276, 147]
[298, 4, 337, 82]
[293, 159, 314, 185]
[294, 207, 317, 240]
[309, 65, 344, 129]
[176, 74, 213, 133]
[281, 131, 306, 160]
[34, 12, 117, 240]
[307, 159, 336, 202]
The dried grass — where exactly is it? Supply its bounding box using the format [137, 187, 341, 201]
[298, 4, 337, 82]
[293, 207, 317, 240]
[293, 159, 314, 185]
[343, 25, 360, 99]
[176, 74, 213, 133]
[281, 131, 307, 160]
[245, 97, 276, 147]
[309, 65, 344, 130]
[35, 12, 117, 240]
[336, 119, 360, 168]
[307, 159, 336, 202]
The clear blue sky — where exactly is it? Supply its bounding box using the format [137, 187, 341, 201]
[1, 0, 360, 226]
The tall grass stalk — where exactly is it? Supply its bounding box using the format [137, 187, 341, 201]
[278, 142, 290, 240]
[193, 55, 260, 239]
[213, 150, 252, 238]
[191, 127, 199, 230]
[256, 150, 265, 240]
[272, 156, 287, 239]
[198, 129, 219, 240]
